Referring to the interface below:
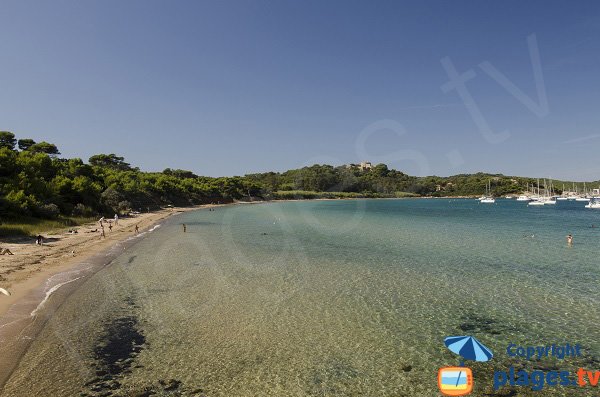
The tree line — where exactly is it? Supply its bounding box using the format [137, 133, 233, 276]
[0, 131, 597, 220]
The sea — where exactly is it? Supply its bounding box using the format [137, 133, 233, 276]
[1, 199, 599, 396]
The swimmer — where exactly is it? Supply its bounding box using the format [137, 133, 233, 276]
[566, 234, 573, 245]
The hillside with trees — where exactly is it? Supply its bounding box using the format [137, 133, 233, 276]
[1, 131, 598, 228]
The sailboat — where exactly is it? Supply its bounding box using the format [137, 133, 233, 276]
[575, 183, 591, 202]
[516, 183, 532, 201]
[557, 184, 569, 201]
[528, 179, 545, 206]
[585, 198, 600, 209]
[543, 179, 556, 205]
[479, 180, 495, 204]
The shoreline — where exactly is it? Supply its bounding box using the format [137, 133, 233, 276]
[0, 206, 207, 316]
[0, 197, 456, 344]
[0, 204, 224, 391]
[0, 197, 487, 333]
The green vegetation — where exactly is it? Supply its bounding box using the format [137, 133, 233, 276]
[1, 130, 598, 236]
[1, 131, 261, 232]
[271, 191, 386, 200]
[0, 216, 96, 237]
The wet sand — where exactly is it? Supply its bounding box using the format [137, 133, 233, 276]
[0, 207, 206, 316]
[0, 206, 216, 390]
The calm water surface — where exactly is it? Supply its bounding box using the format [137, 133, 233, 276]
[3, 199, 599, 396]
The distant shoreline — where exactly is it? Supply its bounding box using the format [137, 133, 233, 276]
[0, 203, 233, 390]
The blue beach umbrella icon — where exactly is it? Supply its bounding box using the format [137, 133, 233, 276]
[444, 335, 493, 363]
[442, 336, 493, 391]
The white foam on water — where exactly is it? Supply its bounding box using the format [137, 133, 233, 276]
[0, 318, 26, 331]
[148, 224, 161, 232]
[30, 277, 82, 317]
[124, 224, 160, 241]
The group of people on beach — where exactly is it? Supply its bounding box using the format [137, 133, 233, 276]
[97, 214, 126, 238]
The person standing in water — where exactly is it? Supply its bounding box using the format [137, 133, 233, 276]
[182, 224, 187, 233]
[566, 234, 573, 246]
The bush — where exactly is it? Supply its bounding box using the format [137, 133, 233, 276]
[117, 200, 132, 214]
[72, 203, 96, 217]
[100, 187, 124, 212]
[394, 191, 420, 198]
[36, 203, 60, 218]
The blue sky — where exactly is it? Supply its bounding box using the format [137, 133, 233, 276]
[1, 1, 599, 179]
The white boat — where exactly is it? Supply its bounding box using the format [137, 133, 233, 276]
[585, 199, 600, 209]
[528, 179, 555, 206]
[576, 197, 591, 202]
[543, 179, 557, 204]
[516, 195, 531, 201]
[528, 200, 545, 206]
[479, 180, 495, 203]
[557, 184, 572, 200]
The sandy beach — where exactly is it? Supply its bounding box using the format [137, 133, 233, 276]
[0, 206, 204, 317]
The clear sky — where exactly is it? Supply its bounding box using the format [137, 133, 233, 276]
[1, 1, 599, 180]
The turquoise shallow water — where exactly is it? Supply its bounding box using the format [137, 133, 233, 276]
[2, 199, 599, 396]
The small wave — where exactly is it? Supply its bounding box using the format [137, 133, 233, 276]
[45, 265, 91, 286]
[30, 277, 82, 317]
[124, 224, 160, 241]
[0, 318, 27, 330]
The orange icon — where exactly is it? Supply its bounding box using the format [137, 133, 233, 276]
[438, 366, 473, 396]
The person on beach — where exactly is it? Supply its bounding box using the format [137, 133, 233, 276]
[100, 225, 105, 238]
[114, 214, 119, 225]
[182, 224, 187, 233]
[35, 235, 43, 245]
[566, 234, 573, 245]
[0, 247, 14, 255]
[108, 222, 113, 232]
[135, 224, 139, 234]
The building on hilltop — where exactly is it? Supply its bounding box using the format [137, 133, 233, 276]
[345, 161, 372, 171]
